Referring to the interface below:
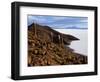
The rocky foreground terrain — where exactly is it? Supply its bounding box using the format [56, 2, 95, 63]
[28, 23, 87, 66]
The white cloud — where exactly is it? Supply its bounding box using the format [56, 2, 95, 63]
[52, 17, 67, 20]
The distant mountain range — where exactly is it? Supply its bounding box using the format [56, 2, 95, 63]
[65, 26, 87, 29]
[50, 26, 88, 29]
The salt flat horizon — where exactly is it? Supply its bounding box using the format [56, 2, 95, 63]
[54, 29, 88, 56]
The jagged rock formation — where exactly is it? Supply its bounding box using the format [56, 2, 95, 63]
[28, 23, 87, 66]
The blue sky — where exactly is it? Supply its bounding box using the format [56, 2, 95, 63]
[28, 15, 88, 29]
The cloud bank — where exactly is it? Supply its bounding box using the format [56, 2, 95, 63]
[28, 15, 88, 29]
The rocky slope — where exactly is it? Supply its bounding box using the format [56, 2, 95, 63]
[28, 23, 87, 66]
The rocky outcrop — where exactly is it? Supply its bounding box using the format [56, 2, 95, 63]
[28, 23, 87, 66]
